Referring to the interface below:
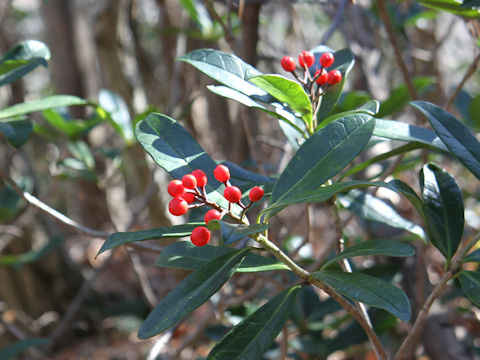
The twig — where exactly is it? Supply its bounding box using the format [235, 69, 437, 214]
[204, 0, 235, 51]
[321, 0, 349, 44]
[376, 0, 418, 100]
[445, 52, 480, 111]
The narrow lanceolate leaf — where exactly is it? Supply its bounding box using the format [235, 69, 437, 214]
[463, 249, 480, 264]
[207, 285, 300, 360]
[155, 241, 289, 272]
[98, 223, 202, 255]
[412, 100, 480, 180]
[135, 113, 241, 214]
[98, 89, 134, 144]
[178, 48, 265, 97]
[338, 189, 425, 239]
[0, 119, 33, 148]
[0, 40, 50, 87]
[0, 95, 87, 119]
[374, 119, 447, 151]
[459, 271, 480, 306]
[321, 240, 415, 270]
[0, 338, 50, 360]
[420, 164, 464, 261]
[270, 114, 375, 207]
[249, 75, 313, 127]
[138, 248, 250, 339]
[313, 270, 411, 322]
[207, 220, 269, 244]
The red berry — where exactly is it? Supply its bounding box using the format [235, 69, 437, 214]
[327, 70, 342, 85]
[249, 186, 264, 202]
[191, 226, 211, 246]
[191, 169, 207, 187]
[281, 56, 296, 72]
[320, 52, 334, 68]
[182, 192, 196, 204]
[167, 180, 185, 198]
[168, 197, 188, 216]
[182, 174, 197, 189]
[298, 51, 314, 68]
[204, 209, 222, 224]
[214, 164, 230, 183]
[224, 185, 242, 203]
[314, 69, 328, 85]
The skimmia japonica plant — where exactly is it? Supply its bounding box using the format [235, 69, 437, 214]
[1, 39, 480, 360]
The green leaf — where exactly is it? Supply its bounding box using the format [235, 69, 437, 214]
[0, 338, 50, 360]
[0, 40, 50, 87]
[222, 161, 276, 193]
[98, 89, 134, 144]
[207, 220, 269, 244]
[459, 270, 480, 306]
[377, 77, 434, 117]
[269, 114, 375, 207]
[338, 189, 425, 239]
[412, 100, 480, 180]
[41, 109, 101, 139]
[321, 240, 415, 269]
[98, 223, 202, 255]
[419, 164, 464, 261]
[373, 119, 447, 151]
[207, 285, 300, 359]
[155, 241, 289, 272]
[417, 0, 480, 18]
[0, 95, 87, 119]
[135, 113, 242, 214]
[138, 247, 250, 339]
[0, 236, 63, 266]
[313, 270, 411, 321]
[178, 48, 265, 97]
[323, 100, 380, 127]
[249, 74, 313, 127]
[0, 119, 33, 148]
[463, 248, 480, 264]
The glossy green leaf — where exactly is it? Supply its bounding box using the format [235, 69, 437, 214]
[0, 237, 63, 266]
[98, 89, 134, 144]
[412, 100, 480, 180]
[207, 285, 300, 359]
[377, 77, 434, 117]
[269, 114, 375, 207]
[135, 113, 242, 214]
[374, 119, 447, 151]
[338, 189, 425, 239]
[459, 271, 480, 306]
[155, 241, 289, 272]
[0, 95, 87, 119]
[222, 161, 276, 193]
[417, 0, 480, 17]
[0, 119, 33, 148]
[138, 247, 250, 339]
[313, 270, 411, 321]
[322, 100, 380, 127]
[207, 220, 269, 244]
[463, 248, 480, 264]
[41, 109, 101, 139]
[321, 240, 415, 269]
[249, 75, 313, 127]
[0, 40, 50, 87]
[178, 48, 265, 97]
[0, 338, 50, 360]
[388, 179, 425, 218]
[98, 223, 202, 255]
[420, 164, 464, 261]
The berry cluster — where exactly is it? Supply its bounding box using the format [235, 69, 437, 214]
[281, 50, 342, 90]
[167, 164, 264, 246]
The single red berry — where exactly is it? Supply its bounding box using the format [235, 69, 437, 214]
[249, 186, 264, 202]
[182, 192, 196, 204]
[320, 52, 335, 68]
[167, 180, 185, 198]
[182, 174, 197, 189]
[191, 226, 211, 246]
[168, 197, 188, 216]
[281, 56, 296, 72]
[214, 164, 230, 183]
[224, 185, 242, 203]
[204, 209, 222, 224]
[327, 70, 342, 85]
[191, 169, 207, 187]
[314, 69, 328, 85]
[298, 51, 314, 68]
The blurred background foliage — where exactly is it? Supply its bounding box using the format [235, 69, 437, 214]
[1, 0, 480, 359]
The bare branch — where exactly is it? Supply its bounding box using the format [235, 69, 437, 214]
[445, 52, 480, 111]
